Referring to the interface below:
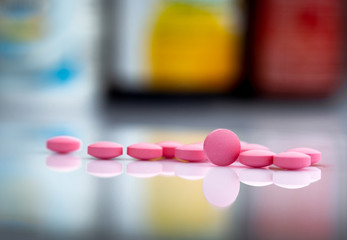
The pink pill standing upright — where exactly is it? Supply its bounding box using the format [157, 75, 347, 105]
[46, 136, 81, 153]
[157, 141, 183, 158]
[127, 143, 162, 160]
[175, 144, 206, 162]
[286, 147, 321, 165]
[204, 129, 241, 166]
[274, 152, 311, 170]
[239, 150, 275, 168]
[88, 141, 123, 159]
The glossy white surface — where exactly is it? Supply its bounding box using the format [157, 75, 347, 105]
[0, 96, 346, 240]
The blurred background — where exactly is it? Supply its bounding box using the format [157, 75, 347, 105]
[1, 0, 347, 239]
[1, 0, 346, 105]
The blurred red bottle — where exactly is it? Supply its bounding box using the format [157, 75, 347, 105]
[253, 0, 344, 98]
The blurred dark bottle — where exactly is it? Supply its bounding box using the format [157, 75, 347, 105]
[252, 0, 345, 98]
[104, 0, 245, 96]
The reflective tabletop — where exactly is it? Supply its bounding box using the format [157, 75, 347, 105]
[1, 97, 346, 240]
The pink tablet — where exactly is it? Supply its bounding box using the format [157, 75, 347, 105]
[273, 152, 311, 170]
[157, 141, 183, 158]
[175, 144, 206, 162]
[203, 129, 240, 166]
[88, 141, 123, 159]
[233, 141, 247, 162]
[127, 143, 162, 160]
[286, 147, 321, 165]
[46, 136, 81, 153]
[241, 143, 269, 153]
[239, 150, 275, 168]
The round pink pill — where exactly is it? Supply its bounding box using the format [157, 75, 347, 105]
[274, 152, 311, 170]
[286, 147, 321, 165]
[239, 150, 275, 168]
[46, 136, 81, 153]
[88, 141, 123, 159]
[175, 144, 206, 162]
[203, 129, 240, 166]
[241, 143, 269, 153]
[127, 143, 162, 160]
[157, 141, 183, 158]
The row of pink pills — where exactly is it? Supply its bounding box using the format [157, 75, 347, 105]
[238, 147, 321, 170]
[126, 142, 206, 162]
[46, 137, 206, 162]
[46, 128, 321, 170]
[204, 129, 321, 169]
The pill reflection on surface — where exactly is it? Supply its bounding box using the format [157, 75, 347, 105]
[239, 168, 273, 187]
[175, 162, 211, 180]
[126, 161, 162, 178]
[273, 170, 311, 189]
[202, 167, 240, 208]
[46, 154, 81, 172]
[302, 166, 322, 183]
[87, 160, 123, 178]
[160, 159, 179, 176]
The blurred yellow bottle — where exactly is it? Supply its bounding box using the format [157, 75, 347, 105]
[150, 0, 243, 93]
